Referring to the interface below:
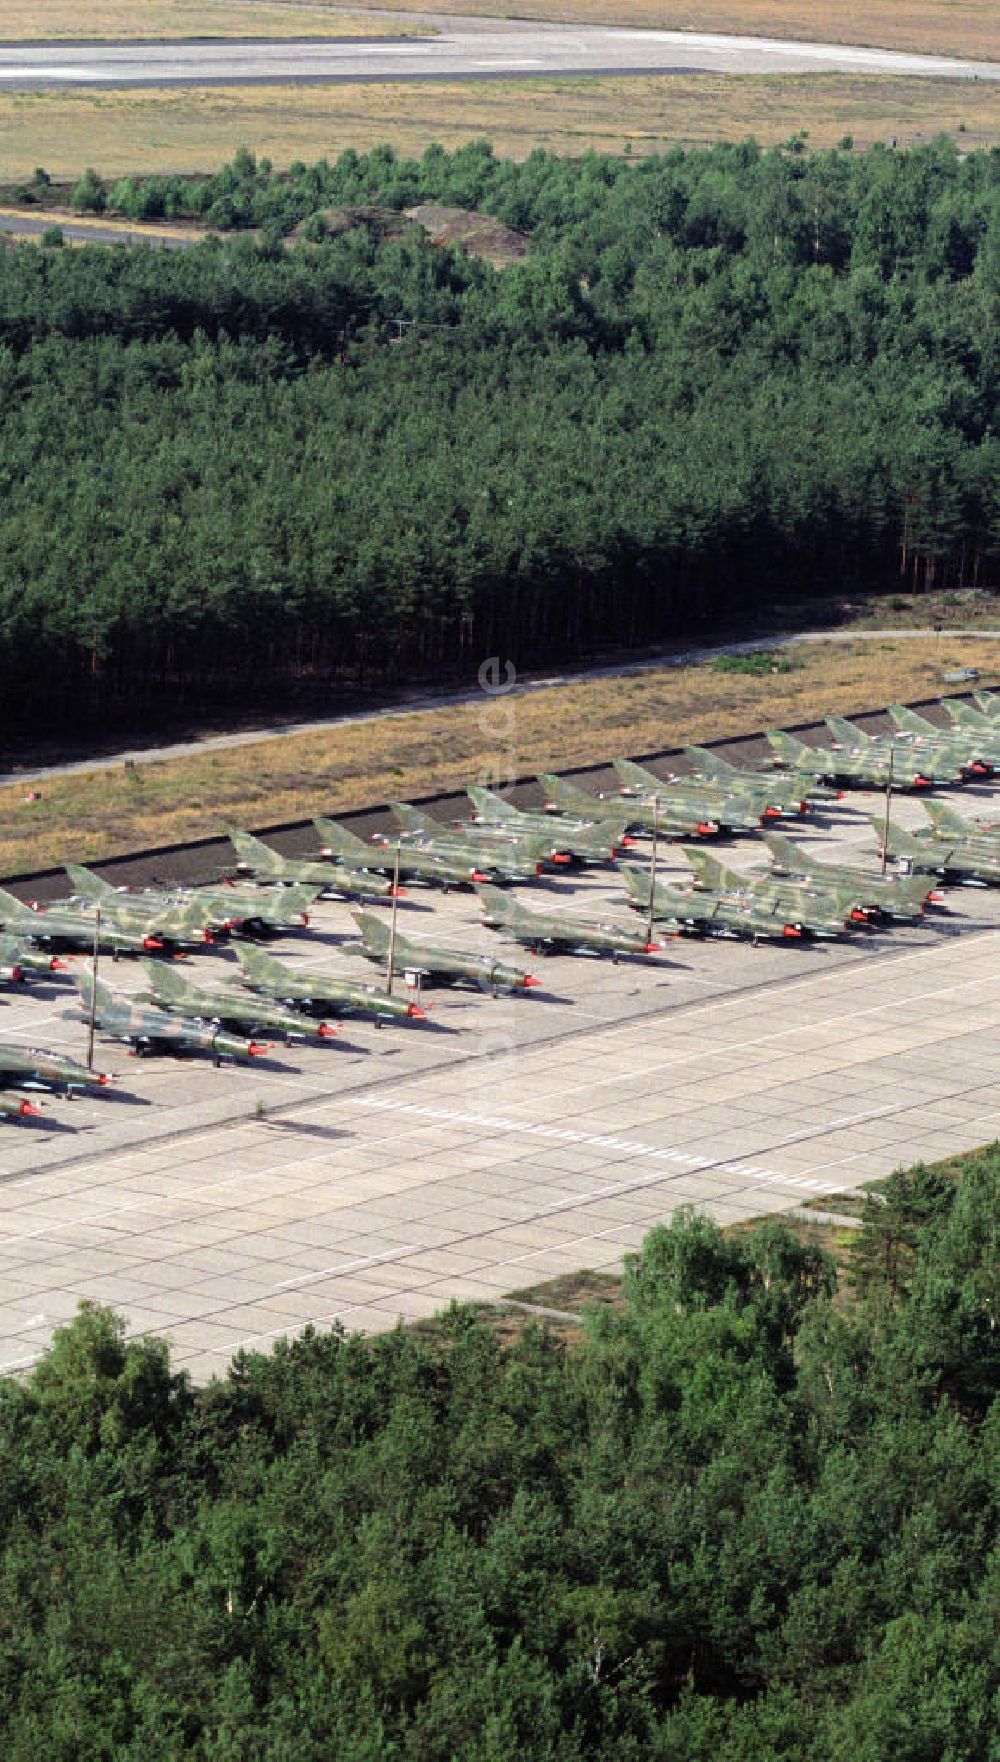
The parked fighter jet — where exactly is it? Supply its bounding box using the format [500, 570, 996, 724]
[0, 933, 65, 983]
[314, 816, 510, 890]
[0, 888, 166, 958]
[760, 831, 938, 919]
[537, 773, 719, 838]
[767, 729, 943, 792]
[65, 863, 320, 935]
[465, 788, 631, 863]
[476, 885, 661, 961]
[681, 848, 852, 938]
[920, 801, 1000, 848]
[233, 943, 425, 1023]
[350, 909, 539, 993]
[73, 973, 269, 1061]
[824, 717, 960, 787]
[884, 706, 996, 775]
[389, 805, 543, 882]
[941, 696, 1000, 732]
[613, 760, 769, 833]
[869, 814, 1000, 885]
[138, 960, 337, 1042]
[681, 746, 840, 810]
[60, 876, 219, 951]
[0, 1040, 112, 1092]
[619, 864, 810, 941]
[230, 831, 394, 900]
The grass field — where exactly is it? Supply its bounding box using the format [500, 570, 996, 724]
[0, 1, 428, 41]
[2, 635, 994, 877]
[0, 73, 996, 182]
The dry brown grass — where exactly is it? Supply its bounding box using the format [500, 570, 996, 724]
[0, 73, 995, 181]
[0, 1, 425, 41]
[1, 635, 992, 877]
[350, 0, 1000, 59]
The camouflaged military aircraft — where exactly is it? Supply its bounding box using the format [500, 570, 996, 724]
[233, 942, 425, 1023]
[760, 831, 939, 920]
[350, 909, 540, 993]
[476, 884, 661, 961]
[824, 717, 961, 787]
[869, 813, 1000, 885]
[0, 1040, 112, 1092]
[139, 959, 338, 1042]
[941, 698, 1000, 738]
[680, 746, 841, 811]
[229, 831, 394, 900]
[314, 816, 516, 891]
[884, 706, 996, 775]
[974, 692, 1000, 716]
[681, 848, 853, 938]
[0, 933, 66, 984]
[65, 864, 322, 936]
[767, 729, 944, 792]
[60, 874, 220, 952]
[920, 801, 1000, 848]
[73, 972, 269, 1061]
[613, 760, 769, 833]
[618, 863, 811, 941]
[536, 773, 719, 838]
[465, 788, 632, 864]
[0, 887, 167, 958]
[0, 1094, 43, 1121]
[388, 804, 544, 882]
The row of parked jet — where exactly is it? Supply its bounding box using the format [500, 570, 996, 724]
[1, 694, 997, 1115]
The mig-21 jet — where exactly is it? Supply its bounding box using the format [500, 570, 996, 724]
[388, 804, 544, 882]
[759, 831, 938, 920]
[536, 773, 719, 838]
[350, 909, 540, 993]
[67, 863, 322, 938]
[681, 746, 840, 811]
[767, 729, 945, 792]
[314, 816, 512, 891]
[0, 1040, 113, 1093]
[476, 884, 661, 961]
[883, 706, 996, 776]
[619, 863, 813, 941]
[0, 887, 169, 958]
[465, 788, 631, 864]
[824, 717, 960, 787]
[229, 831, 395, 900]
[680, 848, 852, 938]
[73, 973, 270, 1062]
[138, 959, 338, 1042]
[0, 932, 66, 984]
[870, 813, 1000, 886]
[233, 943, 425, 1023]
[613, 760, 769, 833]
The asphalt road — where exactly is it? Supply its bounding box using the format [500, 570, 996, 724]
[0, 23, 997, 87]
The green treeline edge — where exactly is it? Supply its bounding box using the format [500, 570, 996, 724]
[0, 137, 997, 731]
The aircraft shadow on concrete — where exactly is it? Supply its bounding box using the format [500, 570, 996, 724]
[259, 1120, 349, 1142]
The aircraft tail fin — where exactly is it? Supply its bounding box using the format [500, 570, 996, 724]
[467, 786, 517, 820]
[760, 830, 804, 873]
[889, 704, 934, 734]
[313, 816, 370, 861]
[351, 909, 391, 951]
[684, 745, 731, 778]
[476, 884, 517, 921]
[681, 847, 737, 892]
[139, 957, 186, 998]
[826, 715, 868, 746]
[390, 801, 434, 833]
[766, 729, 809, 761]
[65, 863, 112, 899]
[974, 692, 1000, 716]
[613, 758, 662, 793]
[72, 970, 113, 1011]
[229, 829, 275, 868]
[0, 887, 31, 921]
[920, 801, 968, 835]
[618, 863, 650, 905]
[867, 812, 924, 856]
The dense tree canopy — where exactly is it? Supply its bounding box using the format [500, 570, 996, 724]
[0, 137, 997, 730]
[0, 1147, 997, 1757]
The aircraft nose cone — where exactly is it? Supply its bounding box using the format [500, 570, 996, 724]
[317, 1022, 338, 1038]
[522, 974, 542, 988]
[407, 1003, 426, 1019]
[143, 934, 164, 950]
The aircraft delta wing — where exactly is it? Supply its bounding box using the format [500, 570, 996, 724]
[618, 863, 805, 941]
[313, 817, 484, 890]
[139, 959, 338, 1042]
[73, 973, 269, 1062]
[233, 943, 424, 1022]
[538, 773, 719, 838]
[475, 885, 660, 961]
[230, 830, 394, 900]
[681, 847, 851, 938]
[759, 831, 936, 920]
[0, 888, 166, 958]
[350, 909, 540, 993]
[0, 1040, 113, 1092]
[465, 787, 631, 862]
[869, 814, 1000, 885]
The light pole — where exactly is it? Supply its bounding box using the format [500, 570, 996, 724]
[86, 903, 101, 1070]
[646, 793, 660, 948]
[880, 744, 894, 877]
[386, 842, 401, 996]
